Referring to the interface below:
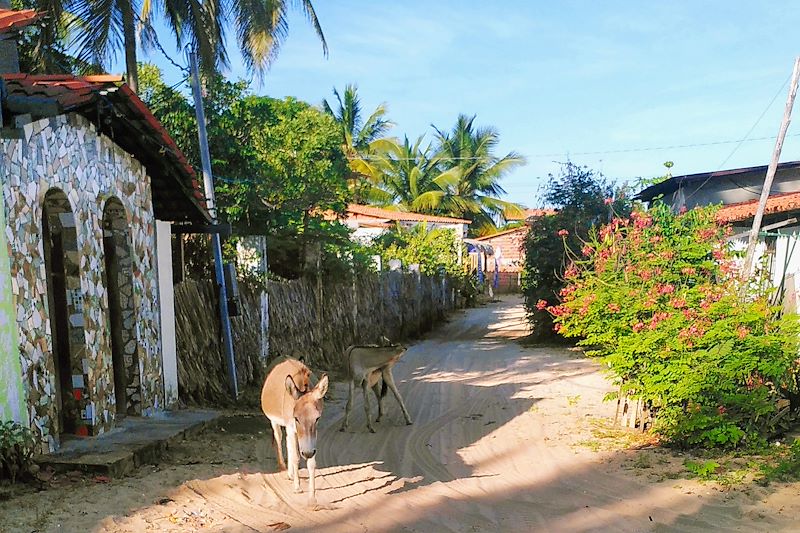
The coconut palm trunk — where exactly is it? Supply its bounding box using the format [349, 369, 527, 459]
[120, 0, 138, 92]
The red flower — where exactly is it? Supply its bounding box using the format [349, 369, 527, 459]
[607, 303, 620, 313]
[604, 197, 614, 205]
[657, 284, 676, 295]
[681, 266, 696, 276]
[557, 229, 569, 237]
[536, 299, 548, 310]
[581, 245, 593, 256]
[717, 405, 727, 415]
[632, 321, 645, 332]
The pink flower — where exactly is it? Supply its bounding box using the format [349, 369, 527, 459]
[679, 206, 688, 214]
[669, 298, 687, 309]
[607, 303, 620, 313]
[557, 229, 569, 237]
[536, 299, 548, 310]
[632, 322, 645, 333]
[581, 245, 593, 256]
[717, 405, 727, 415]
[657, 284, 676, 295]
[736, 326, 749, 340]
[604, 197, 614, 205]
[681, 267, 697, 276]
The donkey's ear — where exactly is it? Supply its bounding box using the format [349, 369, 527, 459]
[298, 356, 306, 364]
[313, 374, 329, 400]
[285, 375, 303, 400]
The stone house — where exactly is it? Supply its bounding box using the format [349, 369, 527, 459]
[0, 67, 209, 452]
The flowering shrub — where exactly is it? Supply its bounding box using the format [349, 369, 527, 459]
[522, 162, 631, 337]
[549, 202, 800, 448]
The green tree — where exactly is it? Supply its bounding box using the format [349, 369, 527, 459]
[71, 0, 326, 92]
[413, 114, 525, 234]
[522, 162, 630, 337]
[139, 64, 350, 278]
[323, 84, 393, 202]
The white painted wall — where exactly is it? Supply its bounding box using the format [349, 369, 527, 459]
[155, 220, 179, 407]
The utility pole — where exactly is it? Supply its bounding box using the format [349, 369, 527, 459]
[741, 57, 800, 281]
[189, 51, 239, 399]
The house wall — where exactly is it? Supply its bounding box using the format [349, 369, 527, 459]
[669, 168, 800, 211]
[477, 227, 528, 293]
[0, 194, 26, 425]
[0, 114, 163, 452]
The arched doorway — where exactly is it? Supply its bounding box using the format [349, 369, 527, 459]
[101, 198, 140, 418]
[42, 189, 86, 435]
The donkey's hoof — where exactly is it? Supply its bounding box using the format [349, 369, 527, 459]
[339, 426, 346, 432]
[406, 419, 413, 425]
[368, 427, 376, 434]
[294, 486, 303, 494]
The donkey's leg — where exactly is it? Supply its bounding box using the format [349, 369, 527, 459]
[372, 377, 386, 422]
[340, 379, 355, 432]
[270, 420, 286, 470]
[362, 378, 375, 433]
[286, 427, 301, 491]
[306, 455, 317, 506]
[383, 368, 413, 425]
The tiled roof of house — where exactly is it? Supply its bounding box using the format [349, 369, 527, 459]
[347, 204, 471, 224]
[1, 74, 209, 223]
[715, 191, 800, 223]
[0, 8, 41, 35]
[475, 226, 528, 241]
[506, 208, 556, 221]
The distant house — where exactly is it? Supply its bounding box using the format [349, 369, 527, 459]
[474, 227, 528, 293]
[635, 161, 800, 212]
[637, 162, 800, 313]
[0, 35, 209, 451]
[340, 204, 470, 243]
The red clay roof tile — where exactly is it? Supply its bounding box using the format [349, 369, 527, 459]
[0, 8, 42, 35]
[346, 204, 471, 224]
[716, 191, 800, 223]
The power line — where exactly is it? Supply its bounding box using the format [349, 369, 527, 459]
[354, 132, 800, 162]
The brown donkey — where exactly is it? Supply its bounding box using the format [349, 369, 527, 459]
[339, 343, 413, 433]
[261, 357, 329, 504]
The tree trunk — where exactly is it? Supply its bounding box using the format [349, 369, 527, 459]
[121, 0, 138, 93]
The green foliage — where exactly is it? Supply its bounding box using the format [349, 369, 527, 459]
[374, 224, 464, 278]
[140, 65, 353, 279]
[0, 421, 36, 483]
[550, 202, 800, 448]
[521, 162, 630, 337]
[759, 439, 800, 483]
[356, 115, 525, 236]
[684, 459, 721, 479]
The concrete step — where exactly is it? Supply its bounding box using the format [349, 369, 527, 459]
[34, 409, 222, 478]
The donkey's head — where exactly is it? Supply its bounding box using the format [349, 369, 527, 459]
[285, 373, 329, 459]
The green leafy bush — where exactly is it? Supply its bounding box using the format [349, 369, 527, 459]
[0, 421, 36, 483]
[522, 162, 630, 337]
[549, 202, 800, 448]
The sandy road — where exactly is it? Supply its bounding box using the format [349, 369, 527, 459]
[118, 296, 797, 533]
[10, 296, 799, 532]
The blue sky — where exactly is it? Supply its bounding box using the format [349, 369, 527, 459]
[117, 1, 800, 208]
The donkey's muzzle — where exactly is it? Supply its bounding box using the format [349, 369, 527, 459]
[301, 449, 316, 459]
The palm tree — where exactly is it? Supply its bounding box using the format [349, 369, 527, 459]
[323, 84, 392, 202]
[72, 0, 327, 92]
[414, 114, 525, 233]
[354, 135, 448, 210]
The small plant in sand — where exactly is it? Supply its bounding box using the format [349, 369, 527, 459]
[0, 421, 36, 483]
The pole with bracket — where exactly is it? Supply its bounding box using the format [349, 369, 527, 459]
[188, 51, 238, 399]
[741, 57, 800, 283]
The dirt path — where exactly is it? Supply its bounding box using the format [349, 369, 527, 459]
[4, 297, 800, 532]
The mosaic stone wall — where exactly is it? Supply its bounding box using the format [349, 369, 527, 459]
[0, 114, 164, 453]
